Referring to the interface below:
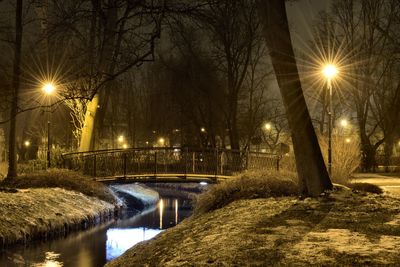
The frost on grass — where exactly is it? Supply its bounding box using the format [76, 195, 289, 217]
[0, 188, 114, 246]
[107, 189, 400, 267]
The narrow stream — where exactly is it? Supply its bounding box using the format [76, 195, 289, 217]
[0, 195, 192, 267]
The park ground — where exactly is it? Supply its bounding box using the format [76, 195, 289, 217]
[2, 166, 400, 266]
[107, 173, 400, 267]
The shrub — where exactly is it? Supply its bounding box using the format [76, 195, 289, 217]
[350, 182, 383, 194]
[279, 134, 360, 185]
[0, 169, 117, 204]
[319, 134, 360, 185]
[194, 170, 298, 215]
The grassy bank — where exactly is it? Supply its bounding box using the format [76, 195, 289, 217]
[0, 169, 119, 247]
[107, 171, 400, 266]
[0, 169, 117, 204]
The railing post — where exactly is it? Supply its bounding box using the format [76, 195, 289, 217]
[123, 153, 127, 178]
[215, 148, 219, 176]
[184, 147, 188, 178]
[93, 155, 96, 178]
[154, 151, 158, 177]
[192, 152, 195, 174]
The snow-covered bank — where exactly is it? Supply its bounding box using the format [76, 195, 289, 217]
[0, 188, 115, 247]
[107, 189, 400, 266]
[110, 184, 159, 209]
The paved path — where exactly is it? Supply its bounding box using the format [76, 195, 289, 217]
[352, 173, 400, 195]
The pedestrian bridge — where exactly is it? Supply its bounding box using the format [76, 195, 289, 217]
[62, 147, 280, 183]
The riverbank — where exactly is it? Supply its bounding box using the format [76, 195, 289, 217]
[0, 169, 123, 247]
[0, 187, 115, 247]
[107, 187, 400, 266]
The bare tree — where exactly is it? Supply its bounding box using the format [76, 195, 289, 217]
[257, 0, 332, 196]
[197, 0, 260, 149]
[6, 0, 23, 179]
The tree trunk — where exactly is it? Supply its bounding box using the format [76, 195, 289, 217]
[257, 0, 332, 196]
[79, 0, 117, 151]
[6, 0, 23, 180]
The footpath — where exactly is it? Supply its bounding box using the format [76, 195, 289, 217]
[352, 173, 400, 195]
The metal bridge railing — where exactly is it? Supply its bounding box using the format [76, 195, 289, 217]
[62, 147, 279, 178]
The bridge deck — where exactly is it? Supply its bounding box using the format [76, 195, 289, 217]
[95, 173, 232, 184]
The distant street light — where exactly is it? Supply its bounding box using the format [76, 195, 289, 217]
[122, 144, 128, 149]
[118, 135, 124, 143]
[24, 140, 30, 147]
[340, 119, 348, 127]
[158, 137, 165, 146]
[345, 138, 351, 143]
[42, 82, 56, 168]
[322, 64, 338, 175]
[200, 127, 206, 133]
[264, 123, 272, 131]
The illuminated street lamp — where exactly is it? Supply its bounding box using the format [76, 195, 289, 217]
[24, 140, 30, 147]
[122, 143, 128, 149]
[264, 123, 272, 131]
[200, 127, 206, 133]
[340, 119, 348, 127]
[42, 82, 55, 168]
[345, 138, 351, 143]
[118, 135, 124, 143]
[42, 83, 55, 95]
[322, 64, 338, 175]
[158, 137, 165, 147]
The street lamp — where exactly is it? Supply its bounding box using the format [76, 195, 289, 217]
[158, 137, 165, 147]
[322, 64, 338, 175]
[42, 82, 55, 168]
[340, 119, 348, 127]
[264, 123, 272, 131]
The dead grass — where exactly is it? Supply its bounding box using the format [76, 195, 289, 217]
[0, 169, 117, 204]
[319, 135, 361, 185]
[194, 170, 298, 215]
[106, 189, 400, 267]
[280, 135, 360, 185]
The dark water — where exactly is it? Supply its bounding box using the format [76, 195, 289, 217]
[0, 197, 192, 267]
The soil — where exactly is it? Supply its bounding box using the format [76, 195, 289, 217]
[106, 188, 400, 266]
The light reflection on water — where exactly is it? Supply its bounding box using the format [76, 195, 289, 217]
[106, 228, 162, 261]
[0, 197, 192, 267]
[31, 252, 63, 267]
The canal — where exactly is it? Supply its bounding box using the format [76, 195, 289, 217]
[0, 188, 193, 267]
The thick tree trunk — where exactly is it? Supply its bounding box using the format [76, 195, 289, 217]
[6, 0, 23, 180]
[257, 0, 332, 196]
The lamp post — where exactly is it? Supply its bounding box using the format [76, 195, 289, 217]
[42, 83, 55, 168]
[322, 64, 338, 175]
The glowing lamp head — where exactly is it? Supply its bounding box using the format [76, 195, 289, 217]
[42, 83, 55, 95]
[264, 123, 272, 131]
[200, 127, 206, 133]
[323, 64, 338, 79]
[345, 138, 351, 143]
[158, 137, 165, 145]
[122, 144, 128, 149]
[24, 140, 30, 147]
[118, 135, 124, 143]
[340, 119, 348, 127]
